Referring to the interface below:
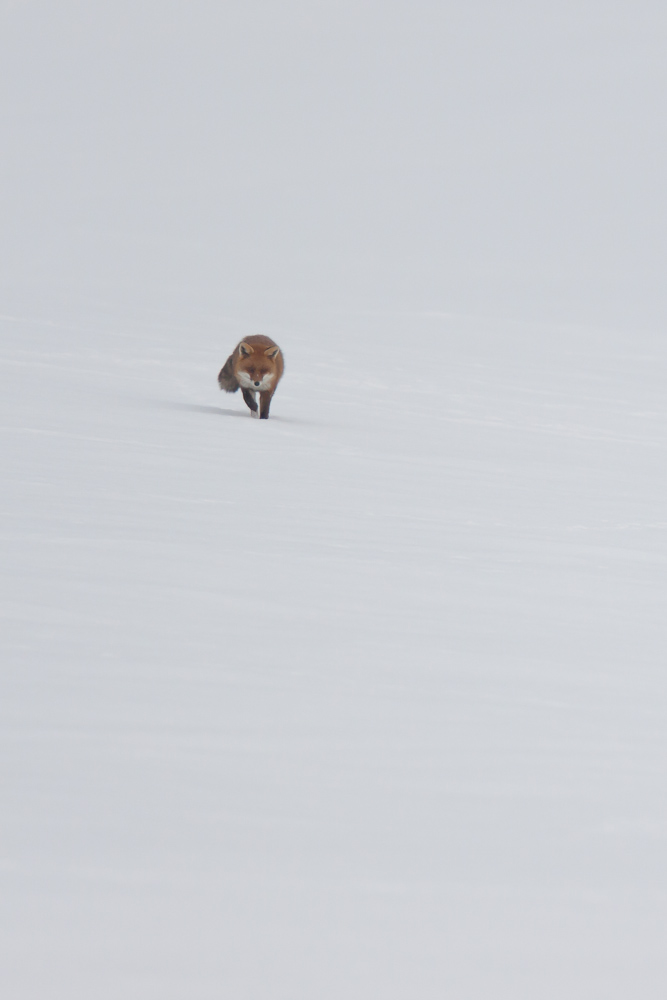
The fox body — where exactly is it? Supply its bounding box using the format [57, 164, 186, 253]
[218, 335, 284, 419]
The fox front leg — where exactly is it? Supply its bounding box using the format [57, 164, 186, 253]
[259, 391, 274, 420]
[241, 387, 258, 415]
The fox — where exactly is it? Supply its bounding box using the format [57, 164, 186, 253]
[217, 335, 284, 420]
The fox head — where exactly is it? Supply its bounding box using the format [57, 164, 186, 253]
[236, 341, 281, 391]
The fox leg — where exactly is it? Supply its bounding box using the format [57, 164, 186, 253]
[259, 390, 274, 420]
[241, 388, 258, 415]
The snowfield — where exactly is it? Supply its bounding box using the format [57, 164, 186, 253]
[2, 307, 667, 998]
[2, 0, 667, 995]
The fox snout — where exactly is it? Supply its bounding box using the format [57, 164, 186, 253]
[237, 369, 275, 391]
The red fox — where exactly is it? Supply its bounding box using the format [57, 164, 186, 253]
[218, 335, 284, 419]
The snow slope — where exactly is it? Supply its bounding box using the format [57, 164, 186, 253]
[2, 307, 667, 998]
[2, 0, 667, 996]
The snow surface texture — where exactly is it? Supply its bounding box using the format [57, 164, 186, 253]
[4, 312, 667, 999]
[2, 3, 667, 999]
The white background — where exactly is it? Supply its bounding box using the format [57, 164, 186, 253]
[2, 2, 667, 996]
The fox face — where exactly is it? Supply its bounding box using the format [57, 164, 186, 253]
[236, 360, 275, 391]
[234, 341, 281, 392]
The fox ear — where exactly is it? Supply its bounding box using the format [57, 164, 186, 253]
[265, 346, 280, 359]
[239, 342, 254, 357]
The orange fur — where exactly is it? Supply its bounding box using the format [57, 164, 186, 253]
[218, 335, 284, 419]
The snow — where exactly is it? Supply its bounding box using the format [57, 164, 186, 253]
[2, 2, 667, 997]
[3, 309, 667, 997]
